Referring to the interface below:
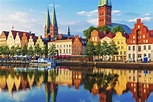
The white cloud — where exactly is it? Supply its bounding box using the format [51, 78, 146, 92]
[87, 18, 98, 25]
[49, 4, 60, 8]
[128, 17, 151, 22]
[77, 10, 98, 17]
[112, 10, 122, 16]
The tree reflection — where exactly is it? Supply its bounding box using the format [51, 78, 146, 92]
[84, 72, 118, 102]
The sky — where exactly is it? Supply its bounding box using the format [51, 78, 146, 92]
[0, 0, 153, 37]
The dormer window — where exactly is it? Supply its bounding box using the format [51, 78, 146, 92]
[138, 25, 140, 29]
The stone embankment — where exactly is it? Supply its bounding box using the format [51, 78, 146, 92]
[60, 61, 153, 70]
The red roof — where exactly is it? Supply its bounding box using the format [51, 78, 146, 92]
[106, 31, 115, 38]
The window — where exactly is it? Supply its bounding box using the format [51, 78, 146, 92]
[148, 45, 151, 50]
[121, 46, 123, 49]
[146, 40, 148, 43]
[133, 46, 135, 51]
[92, 37, 94, 41]
[129, 54, 131, 58]
[143, 35, 145, 38]
[118, 41, 120, 44]
[133, 36, 135, 39]
[64, 49, 65, 53]
[148, 53, 151, 58]
[128, 46, 131, 50]
[124, 51, 126, 55]
[144, 45, 146, 50]
[138, 46, 141, 51]
[95, 37, 97, 41]
[120, 51, 122, 55]
[133, 54, 135, 59]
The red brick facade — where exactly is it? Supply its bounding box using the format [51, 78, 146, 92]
[127, 19, 153, 45]
[21, 33, 29, 47]
[72, 35, 83, 55]
[98, 5, 112, 27]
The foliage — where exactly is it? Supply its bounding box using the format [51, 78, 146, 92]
[112, 25, 125, 34]
[83, 26, 97, 39]
[97, 25, 111, 34]
[85, 41, 95, 60]
[15, 45, 22, 55]
[27, 46, 34, 57]
[21, 44, 28, 55]
[48, 44, 57, 57]
[109, 40, 119, 56]
[34, 44, 42, 56]
[10, 46, 16, 56]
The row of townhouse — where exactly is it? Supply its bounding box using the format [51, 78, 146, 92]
[0, 30, 47, 48]
[48, 35, 87, 58]
[89, 19, 153, 62]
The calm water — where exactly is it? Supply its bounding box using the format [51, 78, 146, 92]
[0, 65, 153, 102]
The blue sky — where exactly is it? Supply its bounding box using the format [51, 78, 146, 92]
[0, 0, 153, 37]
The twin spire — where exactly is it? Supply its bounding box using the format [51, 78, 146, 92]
[45, 5, 57, 33]
[98, 0, 112, 6]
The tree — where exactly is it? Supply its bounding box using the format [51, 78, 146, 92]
[97, 25, 111, 34]
[83, 26, 97, 39]
[42, 45, 48, 57]
[112, 25, 125, 34]
[85, 41, 95, 61]
[95, 41, 101, 60]
[34, 44, 42, 56]
[3, 46, 10, 56]
[10, 46, 16, 57]
[15, 45, 22, 55]
[48, 44, 56, 58]
[22, 44, 28, 55]
[27, 46, 34, 57]
[108, 40, 118, 61]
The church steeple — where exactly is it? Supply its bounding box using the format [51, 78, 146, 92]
[44, 8, 51, 38]
[46, 8, 51, 34]
[51, 5, 57, 27]
[68, 26, 70, 36]
[50, 4, 58, 38]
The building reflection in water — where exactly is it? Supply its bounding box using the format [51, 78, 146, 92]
[0, 65, 153, 102]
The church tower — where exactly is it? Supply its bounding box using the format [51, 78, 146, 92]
[98, 0, 112, 27]
[44, 8, 51, 39]
[44, 5, 58, 40]
[50, 5, 58, 38]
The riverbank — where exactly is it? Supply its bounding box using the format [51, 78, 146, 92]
[60, 61, 153, 70]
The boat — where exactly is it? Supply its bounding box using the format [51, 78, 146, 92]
[29, 58, 56, 67]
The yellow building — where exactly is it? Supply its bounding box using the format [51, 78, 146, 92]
[35, 36, 45, 48]
[48, 39, 72, 56]
[28, 36, 35, 48]
[113, 32, 128, 61]
[0, 31, 8, 46]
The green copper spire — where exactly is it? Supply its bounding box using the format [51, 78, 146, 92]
[98, 0, 101, 6]
[51, 5, 57, 27]
[101, 0, 111, 6]
[46, 8, 51, 34]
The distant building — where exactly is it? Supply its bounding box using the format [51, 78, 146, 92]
[101, 31, 115, 44]
[72, 35, 87, 55]
[0, 31, 9, 46]
[98, 0, 131, 33]
[127, 19, 153, 61]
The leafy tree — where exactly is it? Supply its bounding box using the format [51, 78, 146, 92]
[97, 25, 111, 34]
[42, 45, 48, 57]
[21, 44, 28, 55]
[3, 46, 10, 56]
[112, 25, 125, 34]
[85, 41, 95, 61]
[34, 44, 42, 56]
[15, 45, 22, 55]
[10, 46, 16, 57]
[27, 46, 34, 57]
[83, 26, 97, 39]
[95, 41, 101, 60]
[48, 44, 57, 58]
[108, 40, 118, 61]
[100, 41, 109, 58]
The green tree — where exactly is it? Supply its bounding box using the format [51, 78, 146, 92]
[3, 46, 10, 56]
[27, 46, 34, 57]
[108, 40, 118, 61]
[85, 41, 95, 61]
[48, 44, 56, 58]
[83, 26, 97, 39]
[34, 44, 42, 56]
[112, 25, 125, 34]
[10, 46, 16, 57]
[21, 44, 28, 55]
[95, 41, 101, 60]
[100, 41, 109, 58]
[15, 45, 22, 55]
[97, 25, 111, 34]
[42, 45, 48, 57]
